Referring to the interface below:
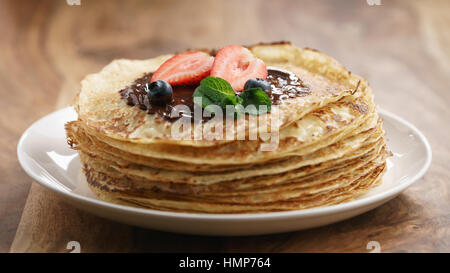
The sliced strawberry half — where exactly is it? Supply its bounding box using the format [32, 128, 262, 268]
[151, 51, 214, 86]
[210, 45, 267, 91]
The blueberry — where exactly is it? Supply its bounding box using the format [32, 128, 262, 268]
[147, 80, 173, 105]
[244, 78, 271, 92]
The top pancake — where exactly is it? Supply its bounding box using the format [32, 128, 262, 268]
[75, 42, 366, 147]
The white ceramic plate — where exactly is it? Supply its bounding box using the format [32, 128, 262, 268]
[17, 107, 431, 236]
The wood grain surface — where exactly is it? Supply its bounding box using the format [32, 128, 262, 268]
[1, 0, 449, 252]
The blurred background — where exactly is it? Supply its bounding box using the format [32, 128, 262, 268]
[1, 0, 449, 252]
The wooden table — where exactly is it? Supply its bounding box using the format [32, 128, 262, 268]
[1, 0, 449, 253]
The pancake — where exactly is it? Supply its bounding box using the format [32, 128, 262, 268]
[75, 43, 365, 146]
[85, 164, 386, 213]
[71, 117, 383, 186]
[66, 42, 390, 213]
[79, 140, 387, 199]
[68, 87, 374, 166]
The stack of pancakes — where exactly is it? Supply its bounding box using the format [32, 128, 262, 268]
[66, 42, 390, 213]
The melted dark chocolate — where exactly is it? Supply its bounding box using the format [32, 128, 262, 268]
[266, 68, 310, 105]
[119, 73, 198, 121]
[119, 68, 310, 122]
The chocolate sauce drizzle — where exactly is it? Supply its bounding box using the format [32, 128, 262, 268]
[119, 68, 310, 122]
[265, 68, 310, 105]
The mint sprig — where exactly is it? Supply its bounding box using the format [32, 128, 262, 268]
[193, 77, 236, 109]
[239, 87, 271, 115]
[193, 77, 271, 116]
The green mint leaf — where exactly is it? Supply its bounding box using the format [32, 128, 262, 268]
[193, 87, 213, 108]
[193, 77, 272, 117]
[219, 95, 238, 109]
[193, 77, 235, 109]
[238, 87, 272, 115]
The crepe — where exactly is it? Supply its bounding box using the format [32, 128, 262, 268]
[75, 43, 364, 146]
[66, 42, 390, 213]
[85, 164, 386, 213]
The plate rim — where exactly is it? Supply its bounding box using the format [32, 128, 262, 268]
[17, 107, 432, 221]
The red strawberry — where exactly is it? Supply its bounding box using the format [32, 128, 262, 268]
[151, 51, 214, 85]
[210, 45, 267, 91]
